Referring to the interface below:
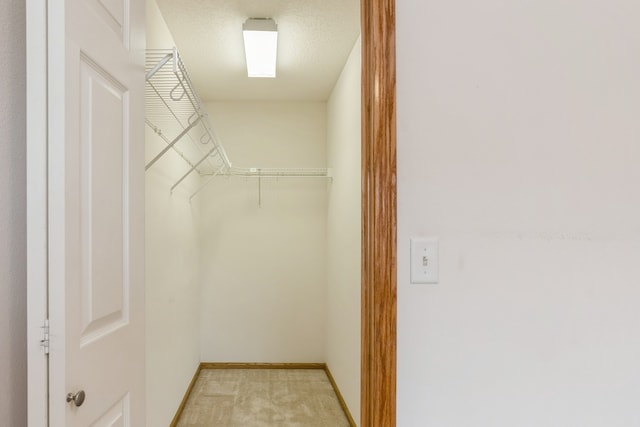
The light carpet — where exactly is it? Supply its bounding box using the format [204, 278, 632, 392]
[176, 368, 351, 427]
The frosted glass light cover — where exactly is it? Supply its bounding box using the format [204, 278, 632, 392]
[242, 19, 278, 78]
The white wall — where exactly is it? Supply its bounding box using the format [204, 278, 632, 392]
[326, 37, 361, 425]
[0, 0, 27, 425]
[145, 1, 202, 425]
[199, 101, 328, 363]
[397, 1, 640, 426]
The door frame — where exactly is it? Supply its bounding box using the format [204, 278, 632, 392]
[26, 0, 50, 424]
[28, 0, 397, 425]
[361, 0, 397, 426]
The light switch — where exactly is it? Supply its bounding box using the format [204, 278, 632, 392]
[410, 237, 439, 284]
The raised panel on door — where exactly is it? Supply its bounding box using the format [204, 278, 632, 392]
[89, 394, 131, 427]
[78, 54, 130, 348]
[89, 0, 131, 48]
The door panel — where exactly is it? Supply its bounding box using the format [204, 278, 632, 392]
[90, 0, 129, 45]
[47, 0, 145, 425]
[79, 54, 129, 346]
[89, 393, 130, 427]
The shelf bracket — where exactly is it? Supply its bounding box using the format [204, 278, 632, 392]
[145, 52, 173, 81]
[170, 146, 220, 194]
[145, 115, 202, 171]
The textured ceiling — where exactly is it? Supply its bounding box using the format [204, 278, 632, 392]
[156, 0, 360, 102]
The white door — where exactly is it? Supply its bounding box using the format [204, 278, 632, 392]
[45, 0, 145, 425]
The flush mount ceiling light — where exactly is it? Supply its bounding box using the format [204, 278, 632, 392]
[242, 18, 278, 78]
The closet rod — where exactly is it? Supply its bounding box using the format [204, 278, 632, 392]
[223, 173, 330, 178]
[189, 167, 330, 201]
[212, 167, 331, 178]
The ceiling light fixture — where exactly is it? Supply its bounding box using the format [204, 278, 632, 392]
[242, 18, 278, 78]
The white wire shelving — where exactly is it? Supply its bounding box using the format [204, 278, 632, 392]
[145, 48, 330, 199]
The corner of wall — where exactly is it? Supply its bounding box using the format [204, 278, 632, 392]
[144, 1, 202, 424]
[325, 35, 362, 426]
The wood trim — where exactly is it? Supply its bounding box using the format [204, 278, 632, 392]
[361, 0, 397, 426]
[324, 365, 357, 427]
[199, 362, 326, 370]
[169, 364, 202, 427]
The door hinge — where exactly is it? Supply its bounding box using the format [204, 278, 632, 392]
[40, 319, 49, 355]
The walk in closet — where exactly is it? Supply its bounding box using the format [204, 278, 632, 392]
[144, 0, 362, 425]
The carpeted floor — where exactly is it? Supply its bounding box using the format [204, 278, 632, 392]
[175, 368, 352, 427]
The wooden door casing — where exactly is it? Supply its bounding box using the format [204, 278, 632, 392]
[361, 0, 397, 426]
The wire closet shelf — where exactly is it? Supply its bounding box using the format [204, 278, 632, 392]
[145, 48, 330, 198]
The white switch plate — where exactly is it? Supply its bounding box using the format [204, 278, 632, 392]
[410, 237, 439, 284]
